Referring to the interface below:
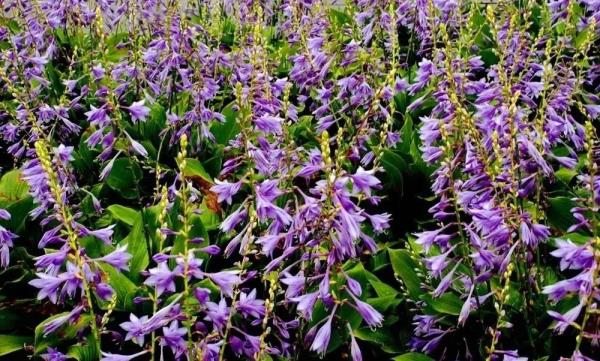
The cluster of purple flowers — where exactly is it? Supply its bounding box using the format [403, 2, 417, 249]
[407, 0, 600, 360]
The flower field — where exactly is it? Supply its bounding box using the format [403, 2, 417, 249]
[0, 0, 599, 360]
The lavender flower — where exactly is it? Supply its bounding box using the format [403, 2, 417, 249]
[125, 100, 150, 123]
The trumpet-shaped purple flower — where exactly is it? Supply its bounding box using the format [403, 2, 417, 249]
[125, 100, 150, 123]
[206, 270, 240, 297]
[160, 321, 187, 359]
[100, 350, 148, 361]
[120, 313, 149, 345]
[144, 262, 179, 296]
[211, 179, 242, 205]
[96, 244, 131, 271]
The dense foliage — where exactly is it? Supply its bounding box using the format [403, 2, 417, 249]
[0, 0, 599, 360]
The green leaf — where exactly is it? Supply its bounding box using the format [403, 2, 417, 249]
[141, 103, 167, 141]
[107, 204, 141, 226]
[366, 272, 399, 298]
[0, 334, 32, 356]
[2, 196, 34, 232]
[0, 170, 29, 207]
[172, 214, 209, 256]
[393, 352, 435, 361]
[353, 327, 402, 353]
[421, 293, 463, 316]
[398, 114, 414, 153]
[182, 158, 213, 184]
[547, 197, 576, 232]
[367, 295, 401, 313]
[106, 158, 142, 199]
[67, 338, 99, 361]
[101, 264, 137, 311]
[0, 310, 19, 331]
[381, 150, 407, 192]
[555, 168, 577, 184]
[35, 313, 91, 353]
[211, 103, 239, 145]
[388, 249, 421, 298]
[120, 217, 148, 283]
[199, 199, 220, 231]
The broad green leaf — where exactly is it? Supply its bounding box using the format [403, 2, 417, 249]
[199, 199, 220, 231]
[344, 262, 370, 287]
[366, 272, 399, 298]
[182, 158, 213, 185]
[67, 338, 99, 361]
[421, 293, 463, 316]
[141, 103, 167, 141]
[555, 168, 577, 184]
[0, 310, 18, 331]
[547, 197, 576, 232]
[106, 158, 142, 199]
[0, 170, 29, 207]
[211, 103, 239, 145]
[388, 249, 421, 298]
[393, 352, 435, 361]
[35, 313, 91, 353]
[101, 264, 137, 311]
[3, 196, 34, 232]
[367, 295, 401, 313]
[172, 214, 209, 256]
[120, 217, 148, 283]
[353, 327, 402, 353]
[0, 334, 32, 356]
[381, 150, 407, 192]
[107, 204, 141, 226]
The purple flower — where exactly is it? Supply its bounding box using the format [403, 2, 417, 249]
[350, 332, 362, 361]
[520, 220, 550, 247]
[100, 350, 148, 361]
[310, 314, 333, 355]
[350, 167, 381, 196]
[205, 298, 229, 332]
[43, 306, 83, 336]
[120, 313, 149, 345]
[96, 283, 114, 300]
[424, 247, 454, 277]
[127, 135, 148, 158]
[351, 295, 383, 328]
[550, 239, 593, 271]
[125, 100, 150, 123]
[291, 291, 319, 320]
[255, 180, 292, 225]
[366, 213, 390, 233]
[80, 225, 115, 244]
[92, 64, 105, 80]
[253, 115, 283, 134]
[144, 262, 179, 296]
[29, 273, 64, 304]
[548, 302, 583, 334]
[97, 245, 131, 271]
[0, 225, 17, 268]
[206, 270, 240, 297]
[542, 269, 592, 301]
[85, 105, 110, 126]
[220, 206, 247, 233]
[42, 348, 68, 361]
[160, 321, 187, 359]
[211, 179, 242, 204]
[194, 287, 211, 304]
[236, 289, 265, 318]
[144, 296, 182, 332]
[0, 208, 11, 220]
